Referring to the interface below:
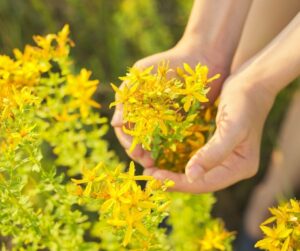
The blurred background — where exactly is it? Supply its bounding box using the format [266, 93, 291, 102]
[0, 0, 299, 248]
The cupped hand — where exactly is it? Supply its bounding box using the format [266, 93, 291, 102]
[144, 77, 275, 193]
[111, 40, 229, 169]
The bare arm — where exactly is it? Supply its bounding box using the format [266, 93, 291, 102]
[235, 12, 300, 96]
[180, 0, 253, 67]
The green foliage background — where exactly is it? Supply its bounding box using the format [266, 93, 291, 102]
[0, 0, 192, 84]
[0, 0, 298, 234]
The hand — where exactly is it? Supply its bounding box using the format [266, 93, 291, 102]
[111, 39, 229, 169]
[144, 76, 275, 193]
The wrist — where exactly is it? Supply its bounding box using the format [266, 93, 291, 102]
[229, 73, 276, 116]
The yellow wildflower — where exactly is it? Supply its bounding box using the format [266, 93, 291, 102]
[73, 161, 172, 248]
[256, 199, 300, 251]
[71, 163, 106, 196]
[118, 161, 153, 192]
[108, 207, 150, 247]
[67, 68, 100, 118]
[255, 224, 293, 251]
[199, 221, 234, 251]
[111, 62, 220, 156]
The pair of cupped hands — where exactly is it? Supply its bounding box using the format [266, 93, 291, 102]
[111, 40, 274, 194]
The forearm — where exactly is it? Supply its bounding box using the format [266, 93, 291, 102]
[235, 12, 300, 97]
[179, 0, 253, 66]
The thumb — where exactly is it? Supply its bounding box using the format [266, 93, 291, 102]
[185, 126, 242, 183]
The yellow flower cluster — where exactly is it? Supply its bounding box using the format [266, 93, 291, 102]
[199, 220, 235, 251]
[111, 63, 235, 251]
[0, 25, 113, 250]
[111, 62, 219, 172]
[157, 104, 217, 172]
[66, 68, 100, 118]
[255, 199, 300, 251]
[72, 161, 174, 248]
[111, 62, 219, 153]
[0, 25, 99, 127]
[0, 25, 71, 120]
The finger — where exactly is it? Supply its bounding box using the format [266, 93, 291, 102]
[111, 81, 127, 127]
[185, 122, 244, 183]
[189, 154, 256, 193]
[143, 167, 205, 193]
[111, 59, 157, 128]
[115, 127, 154, 168]
[114, 126, 132, 150]
[145, 150, 254, 194]
[111, 103, 123, 127]
[126, 148, 154, 168]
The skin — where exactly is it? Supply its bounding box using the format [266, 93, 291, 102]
[111, 0, 300, 194]
[112, 0, 253, 170]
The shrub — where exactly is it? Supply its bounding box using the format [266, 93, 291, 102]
[0, 25, 234, 251]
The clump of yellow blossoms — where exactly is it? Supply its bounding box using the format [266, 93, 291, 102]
[72, 161, 174, 249]
[111, 64, 234, 251]
[255, 199, 300, 251]
[199, 221, 235, 251]
[0, 22, 233, 251]
[111, 62, 218, 172]
[0, 25, 118, 250]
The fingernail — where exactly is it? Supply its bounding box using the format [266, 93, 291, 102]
[186, 165, 204, 183]
[111, 109, 122, 126]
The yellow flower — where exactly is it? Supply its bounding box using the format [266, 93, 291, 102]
[176, 63, 217, 112]
[108, 208, 150, 247]
[71, 163, 106, 196]
[55, 24, 74, 57]
[255, 224, 292, 251]
[109, 82, 139, 109]
[110, 62, 220, 160]
[256, 199, 300, 251]
[199, 221, 234, 251]
[73, 161, 172, 248]
[53, 109, 78, 122]
[118, 161, 153, 192]
[67, 69, 100, 118]
[100, 183, 129, 218]
[119, 65, 154, 84]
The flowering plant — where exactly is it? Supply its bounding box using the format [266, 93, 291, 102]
[256, 199, 300, 251]
[0, 25, 236, 251]
[110, 62, 219, 173]
[111, 62, 235, 251]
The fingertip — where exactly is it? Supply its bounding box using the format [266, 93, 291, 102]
[126, 146, 143, 159]
[140, 151, 155, 168]
[114, 127, 132, 149]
